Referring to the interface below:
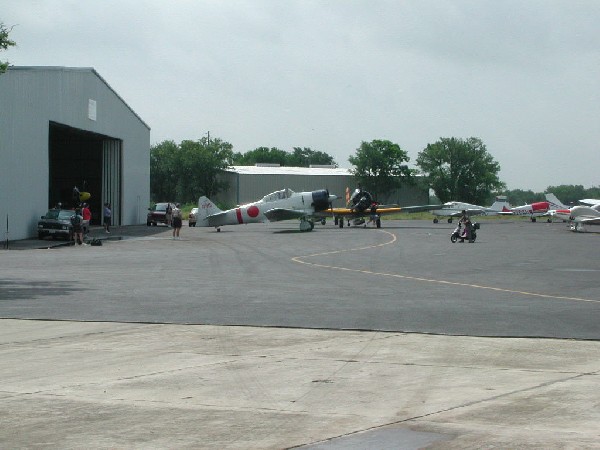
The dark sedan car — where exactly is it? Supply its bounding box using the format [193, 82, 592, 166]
[147, 202, 176, 226]
[38, 209, 76, 240]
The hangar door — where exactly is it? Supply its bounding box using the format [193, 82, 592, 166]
[49, 122, 121, 226]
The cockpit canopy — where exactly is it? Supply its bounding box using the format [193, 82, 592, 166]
[262, 188, 294, 203]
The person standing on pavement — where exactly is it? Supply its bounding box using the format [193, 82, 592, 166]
[103, 203, 112, 233]
[81, 203, 92, 236]
[71, 208, 85, 245]
[171, 203, 182, 239]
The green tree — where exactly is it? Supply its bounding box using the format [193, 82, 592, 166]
[150, 140, 178, 201]
[150, 137, 233, 203]
[232, 147, 288, 166]
[348, 139, 414, 201]
[544, 184, 586, 205]
[500, 189, 543, 206]
[232, 146, 337, 167]
[287, 147, 337, 167]
[416, 137, 504, 204]
[1, 22, 17, 73]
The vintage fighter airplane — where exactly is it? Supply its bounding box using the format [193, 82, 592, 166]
[429, 196, 510, 223]
[196, 188, 337, 232]
[322, 188, 439, 228]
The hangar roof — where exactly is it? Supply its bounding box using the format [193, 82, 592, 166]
[9, 66, 150, 130]
[226, 165, 353, 176]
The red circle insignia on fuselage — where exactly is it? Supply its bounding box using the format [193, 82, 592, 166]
[247, 205, 260, 218]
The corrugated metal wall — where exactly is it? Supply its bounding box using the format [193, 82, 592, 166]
[213, 171, 428, 208]
[102, 139, 122, 226]
[0, 67, 150, 240]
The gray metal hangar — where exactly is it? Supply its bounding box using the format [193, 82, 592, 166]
[0, 66, 150, 241]
[215, 165, 428, 208]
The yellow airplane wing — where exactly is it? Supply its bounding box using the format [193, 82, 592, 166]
[326, 207, 403, 216]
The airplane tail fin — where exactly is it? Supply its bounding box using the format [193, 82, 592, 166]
[197, 196, 222, 227]
[545, 193, 568, 210]
[490, 195, 511, 211]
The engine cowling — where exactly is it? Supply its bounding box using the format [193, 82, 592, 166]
[311, 189, 331, 211]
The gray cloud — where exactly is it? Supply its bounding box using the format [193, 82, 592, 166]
[3, 0, 599, 191]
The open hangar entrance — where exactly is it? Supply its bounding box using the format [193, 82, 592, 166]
[49, 121, 122, 226]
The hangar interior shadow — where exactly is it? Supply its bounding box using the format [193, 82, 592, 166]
[48, 122, 118, 225]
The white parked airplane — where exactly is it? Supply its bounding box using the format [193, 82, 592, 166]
[549, 197, 600, 230]
[430, 196, 510, 223]
[568, 204, 600, 232]
[499, 193, 568, 222]
[197, 188, 337, 232]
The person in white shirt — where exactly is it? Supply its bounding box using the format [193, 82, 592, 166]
[171, 203, 182, 239]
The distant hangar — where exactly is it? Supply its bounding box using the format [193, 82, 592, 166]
[215, 165, 428, 208]
[0, 66, 150, 241]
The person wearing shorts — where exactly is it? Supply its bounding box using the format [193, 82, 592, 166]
[171, 203, 182, 239]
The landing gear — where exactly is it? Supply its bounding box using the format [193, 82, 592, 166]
[433, 218, 439, 223]
[300, 219, 314, 232]
[448, 218, 453, 223]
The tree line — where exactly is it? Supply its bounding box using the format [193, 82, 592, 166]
[152, 134, 596, 207]
[151, 135, 511, 206]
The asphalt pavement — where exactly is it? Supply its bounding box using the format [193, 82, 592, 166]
[1, 219, 599, 449]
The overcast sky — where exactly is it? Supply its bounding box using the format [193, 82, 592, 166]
[3, 0, 599, 191]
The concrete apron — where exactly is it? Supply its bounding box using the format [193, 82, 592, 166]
[1, 319, 598, 449]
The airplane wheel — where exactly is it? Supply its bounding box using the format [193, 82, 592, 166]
[321, 218, 326, 225]
[433, 218, 438, 224]
[448, 218, 453, 224]
[531, 217, 536, 222]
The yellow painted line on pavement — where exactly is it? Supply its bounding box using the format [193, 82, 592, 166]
[292, 230, 600, 304]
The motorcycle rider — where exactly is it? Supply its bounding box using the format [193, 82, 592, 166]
[459, 210, 474, 243]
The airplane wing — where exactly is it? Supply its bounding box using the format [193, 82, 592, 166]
[205, 211, 230, 227]
[398, 204, 443, 213]
[577, 216, 600, 225]
[579, 199, 600, 207]
[325, 207, 402, 217]
[441, 210, 484, 218]
[325, 204, 442, 217]
[263, 208, 307, 222]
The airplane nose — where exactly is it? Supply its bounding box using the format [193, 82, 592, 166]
[328, 194, 337, 202]
[311, 189, 335, 211]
